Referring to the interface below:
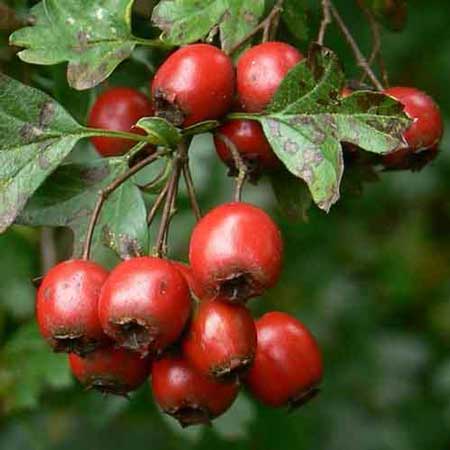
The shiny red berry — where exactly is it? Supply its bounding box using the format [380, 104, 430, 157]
[189, 202, 283, 302]
[237, 42, 303, 112]
[69, 346, 150, 395]
[151, 44, 235, 127]
[384, 86, 443, 150]
[36, 259, 108, 356]
[151, 354, 239, 427]
[183, 299, 256, 380]
[214, 120, 279, 171]
[88, 87, 153, 157]
[98, 257, 191, 356]
[245, 312, 323, 408]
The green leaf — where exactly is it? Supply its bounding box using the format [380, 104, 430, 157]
[152, 0, 265, 53]
[256, 45, 410, 212]
[135, 117, 182, 148]
[281, 0, 308, 42]
[18, 158, 149, 260]
[0, 322, 72, 413]
[270, 169, 312, 223]
[10, 0, 137, 90]
[363, 0, 407, 31]
[0, 73, 87, 232]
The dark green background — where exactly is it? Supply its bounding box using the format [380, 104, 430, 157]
[1, 1, 449, 449]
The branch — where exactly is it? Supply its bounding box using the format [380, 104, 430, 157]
[147, 180, 170, 225]
[182, 163, 201, 221]
[228, 0, 284, 55]
[317, 0, 331, 45]
[82, 149, 166, 260]
[329, 2, 383, 91]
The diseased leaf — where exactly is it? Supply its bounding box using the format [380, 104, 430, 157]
[282, 0, 308, 42]
[270, 169, 312, 223]
[152, 0, 265, 53]
[257, 45, 411, 212]
[18, 158, 149, 260]
[10, 0, 138, 90]
[0, 73, 88, 232]
[363, 0, 407, 31]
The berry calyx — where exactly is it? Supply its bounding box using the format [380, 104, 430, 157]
[214, 120, 279, 172]
[237, 42, 303, 112]
[151, 44, 235, 127]
[88, 87, 154, 157]
[189, 202, 283, 302]
[384, 86, 443, 150]
[98, 257, 191, 356]
[69, 346, 150, 396]
[36, 259, 108, 356]
[245, 312, 323, 408]
[183, 299, 257, 380]
[151, 354, 239, 427]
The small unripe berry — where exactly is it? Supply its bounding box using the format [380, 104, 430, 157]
[151, 44, 235, 127]
[214, 120, 279, 171]
[88, 87, 154, 157]
[183, 299, 257, 380]
[237, 42, 303, 112]
[69, 346, 150, 395]
[151, 354, 239, 427]
[98, 257, 191, 356]
[36, 259, 108, 356]
[189, 202, 283, 302]
[245, 312, 323, 408]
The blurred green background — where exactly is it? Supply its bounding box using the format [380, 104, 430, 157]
[1, 0, 449, 449]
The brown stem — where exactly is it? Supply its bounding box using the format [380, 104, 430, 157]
[329, 2, 383, 91]
[147, 181, 170, 225]
[82, 150, 165, 260]
[317, 0, 331, 45]
[182, 163, 202, 220]
[228, 0, 284, 55]
[40, 228, 57, 272]
[216, 133, 248, 202]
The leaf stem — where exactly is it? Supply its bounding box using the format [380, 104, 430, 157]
[85, 127, 157, 144]
[329, 2, 383, 91]
[227, 0, 284, 55]
[82, 148, 167, 260]
[317, 0, 332, 45]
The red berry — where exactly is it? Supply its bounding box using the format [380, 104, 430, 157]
[341, 87, 353, 97]
[245, 312, 323, 408]
[151, 354, 239, 427]
[36, 259, 108, 356]
[98, 257, 191, 356]
[189, 202, 283, 302]
[171, 261, 206, 300]
[214, 120, 279, 171]
[384, 86, 443, 150]
[88, 87, 154, 157]
[69, 346, 150, 395]
[183, 299, 257, 380]
[237, 42, 303, 112]
[151, 44, 235, 127]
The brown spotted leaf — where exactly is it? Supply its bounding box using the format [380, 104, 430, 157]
[0, 73, 88, 232]
[10, 0, 140, 90]
[152, 0, 265, 53]
[18, 157, 149, 260]
[257, 45, 411, 212]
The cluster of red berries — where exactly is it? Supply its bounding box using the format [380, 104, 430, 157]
[36, 202, 323, 426]
[88, 41, 443, 172]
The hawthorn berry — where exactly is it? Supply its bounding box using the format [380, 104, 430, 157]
[189, 202, 283, 302]
[98, 257, 191, 356]
[151, 354, 239, 427]
[151, 44, 235, 127]
[237, 42, 303, 112]
[245, 312, 323, 408]
[183, 299, 257, 380]
[36, 259, 108, 356]
[214, 120, 279, 172]
[385, 86, 443, 149]
[171, 261, 206, 300]
[88, 87, 153, 157]
[69, 346, 150, 395]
